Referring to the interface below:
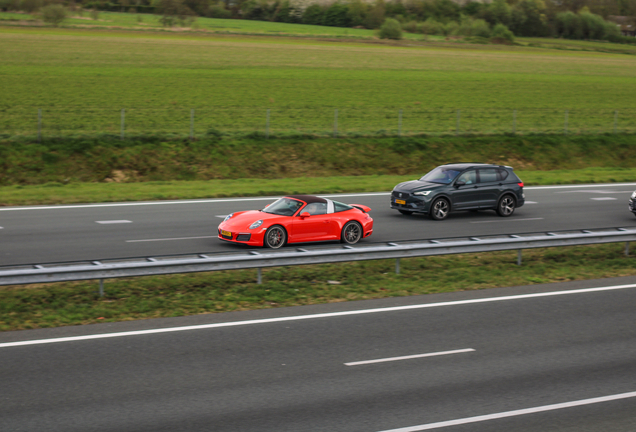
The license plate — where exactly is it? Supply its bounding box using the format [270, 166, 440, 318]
[221, 230, 232, 237]
[395, 199, 406, 205]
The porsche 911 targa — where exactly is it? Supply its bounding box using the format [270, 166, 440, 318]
[218, 195, 373, 248]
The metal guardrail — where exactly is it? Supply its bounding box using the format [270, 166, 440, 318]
[1, 227, 635, 290]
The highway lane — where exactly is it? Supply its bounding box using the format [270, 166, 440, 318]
[1, 183, 636, 266]
[1, 277, 635, 431]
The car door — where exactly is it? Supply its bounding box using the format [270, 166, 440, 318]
[477, 168, 504, 209]
[291, 202, 331, 242]
[450, 169, 480, 210]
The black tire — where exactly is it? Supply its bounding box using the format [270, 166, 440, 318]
[497, 195, 516, 217]
[429, 198, 450, 221]
[264, 225, 287, 249]
[341, 221, 363, 245]
[398, 210, 413, 216]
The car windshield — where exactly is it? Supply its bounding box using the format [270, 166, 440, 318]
[420, 167, 462, 184]
[262, 197, 304, 216]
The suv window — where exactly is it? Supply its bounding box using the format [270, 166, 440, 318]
[498, 169, 509, 181]
[478, 168, 499, 183]
[456, 170, 477, 185]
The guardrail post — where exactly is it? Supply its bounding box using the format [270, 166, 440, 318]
[626, 242, 630, 257]
[517, 249, 522, 266]
[257, 268, 262, 284]
[395, 258, 400, 274]
[334, 109, 338, 138]
[614, 110, 618, 134]
[121, 108, 125, 140]
[37, 108, 42, 143]
[456, 109, 460, 135]
[99, 279, 104, 297]
[190, 109, 194, 141]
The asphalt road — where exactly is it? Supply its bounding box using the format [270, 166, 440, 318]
[1, 277, 635, 432]
[1, 183, 636, 266]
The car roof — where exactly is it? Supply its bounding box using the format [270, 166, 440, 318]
[285, 195, 327, 204]
[441, 163, 509, 170]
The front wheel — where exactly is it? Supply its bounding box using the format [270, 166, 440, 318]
[497, 195, 516, 217]
[264, 225, 287, 249]
[429, 198, 450, 221]
[341, 221, 363, 245]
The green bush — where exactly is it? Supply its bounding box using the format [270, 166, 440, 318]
[378, 18, 402, 40]
[470, 19, 491, 37]
[402, 20, 418, 33]
[207, 4, 231, 18]
[491, 22, 514, 42]
[419, 17, 444, 35]
[40, 4, 67, 26]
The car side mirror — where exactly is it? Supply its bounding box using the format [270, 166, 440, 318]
[300, 212, 311, 218]
[455, 180, 465, 187]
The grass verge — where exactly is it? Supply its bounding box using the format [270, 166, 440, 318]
[1, 243, 635, 331]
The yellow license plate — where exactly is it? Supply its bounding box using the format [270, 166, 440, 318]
[395, 199, 406, 205]
[221, 230, 232, 237]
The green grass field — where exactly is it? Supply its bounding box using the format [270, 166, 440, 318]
[1, 23, 636, 137]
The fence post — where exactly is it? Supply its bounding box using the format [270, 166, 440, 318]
[517, 249, 522, 266]
[37, 108, 42, 143]
[266, 109, 270, 139]
[121, 108, 125, 140]
[190, 109, 194, 141]
[257, 268, 262, 284]
[334, 109, 338, 138]
[398, 109, 402, 136]
[626, 242, 630, 257]
[513, 109, 516, 134]
[395, 258, 400, 275]
[614, 110, 618, 134]
[564, 110, 568, 135]
[456, 109, 461, 135]
[99, 279, 104, 297]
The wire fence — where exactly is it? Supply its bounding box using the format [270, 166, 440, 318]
[1, 107, 635, 140]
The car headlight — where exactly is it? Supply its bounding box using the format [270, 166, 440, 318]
[413, 191, 431, 196]
[249, 220, 263, 229]
[631, 191, 636, 200]
[223, 213, 233, 222]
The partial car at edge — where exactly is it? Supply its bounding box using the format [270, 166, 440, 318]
[218, 195, 374, 248]
[390, 163, 525, 220]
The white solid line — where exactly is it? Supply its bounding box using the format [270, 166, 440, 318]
[345, 349, 475, 366]
[2, 283, 636, 349]
[376, 391, 636, 432]
[590, 197, 617, 201]
[470, 217, 544, 224]
[525, 183, 636, 190]
[96, 220, 132, 224]
[126, 236, 215, 243]
[525, 201, 538, 204]
[3, 184, 636, 212]
[0, 193, 390, 212]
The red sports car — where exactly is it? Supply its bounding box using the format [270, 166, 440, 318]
[217, 195, 373, 248]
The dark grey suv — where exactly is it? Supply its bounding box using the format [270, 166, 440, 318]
[391, 163, 525, 220]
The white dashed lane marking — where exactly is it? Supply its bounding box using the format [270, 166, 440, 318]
[525, 201, 538, 204]
[345, 349, 475, 366]
[126, 236, 215, 243]
[590, 197, 617, 201]
[470, 218, 544, 224]
[96, 220, 132, 224]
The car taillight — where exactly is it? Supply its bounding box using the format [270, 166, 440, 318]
[518, 182, 524, 188]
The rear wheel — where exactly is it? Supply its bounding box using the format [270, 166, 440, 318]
[341, 221, 363, 245]
[398, 210, 413, 216]
[429, 198, 450, 221]
[264, 225, 286, 249]
[497, 195, 516, 217]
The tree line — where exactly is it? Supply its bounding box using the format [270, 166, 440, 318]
[2, 0, 635, 43]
